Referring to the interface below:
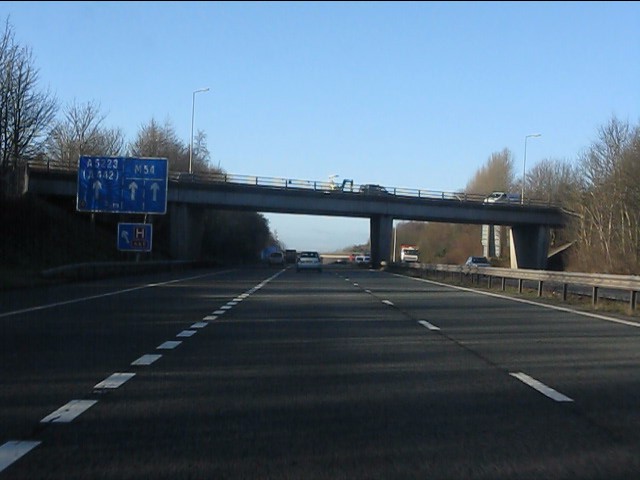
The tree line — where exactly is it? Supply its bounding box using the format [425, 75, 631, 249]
[396, 117, 640, 274]
[0, 18, 276, 263]
[1, 17, 638, 273]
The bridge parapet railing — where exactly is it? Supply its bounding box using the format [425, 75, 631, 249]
[165, 171, 559, 207]
[26, 161, 558, 207]
[170, 170, 512, 204]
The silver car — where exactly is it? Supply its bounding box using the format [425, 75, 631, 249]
[296, 251, 322, 272]
[464, 256, 491, 267]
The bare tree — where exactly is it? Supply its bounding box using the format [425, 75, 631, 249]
[44, 100, 125, 168]
[526, 158, 582, 206]
[130, 118, 188, 171]
[465, 148, 516, 195]
[192, 129, 217, 172]
[0, 17, 57, 196]
[575, 116, 640, 273]
[523, 158, 583, 251]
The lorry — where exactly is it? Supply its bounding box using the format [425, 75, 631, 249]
[400, 244, 419, 263]
[284, 249, 297, 264]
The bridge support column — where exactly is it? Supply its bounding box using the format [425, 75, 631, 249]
[509, 225, 550, 270]
[370, 215, 393, 268]
[169, 203, 206, 260]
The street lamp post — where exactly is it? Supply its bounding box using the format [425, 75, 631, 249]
[392, 221, 397, 262]
[521, 133, 541, 204]
[189, 87, 210, 174]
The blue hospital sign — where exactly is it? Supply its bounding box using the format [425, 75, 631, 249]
[77, 156, 168, 214]
[117, 223, 153, 252]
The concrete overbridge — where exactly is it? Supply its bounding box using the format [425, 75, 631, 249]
[24, 166, 568, 269]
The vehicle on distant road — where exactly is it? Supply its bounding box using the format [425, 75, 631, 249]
[400, 244, 419, 263]
[284, 249, 297, 264]
[268, 251, 285, 266]
[359, 184, 389, 195]
[296, 251, 322, 272]
[355, 253, 371, 266]
[483, 192, 520, 204]
[464, 256, 492, 267]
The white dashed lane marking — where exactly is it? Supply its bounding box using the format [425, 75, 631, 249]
[94, 373, 136, 390]
[510, 372, 573, 402]
[157, 341, 182, 350]
[40, 400, 98, 423]
[131, 354, 162, 366]
[418, 320, 441, 331]
[177, 330, 197, 338]
[0, 271, 283, 473]
[382, 300, 394, 306]
[0, 441, 41, 473]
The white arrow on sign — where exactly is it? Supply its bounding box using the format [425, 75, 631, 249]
[121, 230, 130, 244]
[128, 181, 138, 200]
[150, 182, 160, 202]
[92, 180, 102, 200]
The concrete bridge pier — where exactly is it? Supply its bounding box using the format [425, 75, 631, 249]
[509, 225, 550, 269]
[370, 215, 393, 268]
[169, 203, 206, 260]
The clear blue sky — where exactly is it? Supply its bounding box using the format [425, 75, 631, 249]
[3, 1, 639, 252]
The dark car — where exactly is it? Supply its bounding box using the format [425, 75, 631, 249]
[359, 184, 389, 195]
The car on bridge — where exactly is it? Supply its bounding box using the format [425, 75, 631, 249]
[359, 184, 389, 195]
[484, 191, 520, 204]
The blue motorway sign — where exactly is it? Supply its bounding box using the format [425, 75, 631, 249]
[117, 223, 153, 252]
[76, 156, 168, 214]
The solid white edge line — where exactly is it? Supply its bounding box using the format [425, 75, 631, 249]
[510, 372, 573, 402]
[396, 273, 640, 328]
[0, 270, 236, 319]
[0, 440, 41, 472]
[40, 399, 98, 423]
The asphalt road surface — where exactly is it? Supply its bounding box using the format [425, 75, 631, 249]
[2, 264, 640, 479]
